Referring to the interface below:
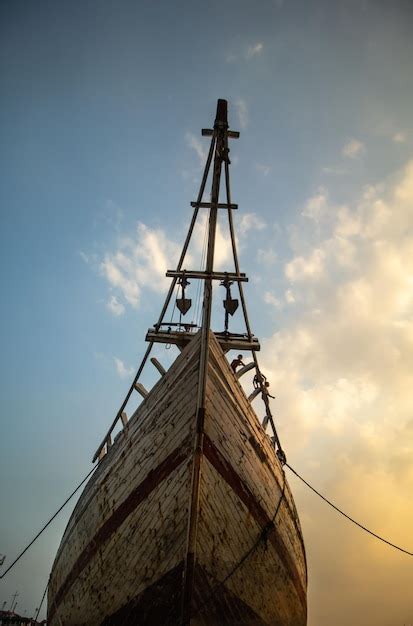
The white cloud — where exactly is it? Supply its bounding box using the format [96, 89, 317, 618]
[225, 53, 237, 64]
[246, 42, 263, 59]
[185, 131, 207, 167]
[257, 160, 413, 624]
[285, 247, 326, 282]
[342, 138, 365, 159]
[235, 99, 248, 130]
[106, 295, 125, 317]
[301, 186, 328, 222]
[100, 215, 236, 309]
[257, 248, 277, 265]
[238, 212, 266, 237]
[101, 223, 180, 308]
[392, 131, 406, 143]
[268, 161, 413, 439]
[285, 288, 296, 303]
[191, 214, 232, 270]
[255, 163, 271, 176]
[264, 291, 282, 309]
[79, 250, 90, 264]
[114, 357, 134, 379]
[322, 166, 347, 175]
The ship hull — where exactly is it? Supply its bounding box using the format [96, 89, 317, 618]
[48, 333, 307, 625]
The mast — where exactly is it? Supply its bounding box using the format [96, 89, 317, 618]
[197, 99, 228, 416]
[181, 99, 230, 625]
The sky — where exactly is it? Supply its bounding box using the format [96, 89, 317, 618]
[1, 0, 413, 622]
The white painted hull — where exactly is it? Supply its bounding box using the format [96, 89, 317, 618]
[48, 332, 307, 625]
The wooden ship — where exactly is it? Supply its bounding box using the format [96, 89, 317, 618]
[47, 100, 307, 626]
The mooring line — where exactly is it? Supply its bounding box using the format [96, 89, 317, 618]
[0, 465, 97, 579]
[286, 463, 413, 557]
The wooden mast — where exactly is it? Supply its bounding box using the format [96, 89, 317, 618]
[181, 99, 229, 625]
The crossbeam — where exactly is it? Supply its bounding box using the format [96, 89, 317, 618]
[165, 270, 248, 282]
[145, 329, 260, 352]
[190, 201, 238, 210]
[202, 128, 240, 138]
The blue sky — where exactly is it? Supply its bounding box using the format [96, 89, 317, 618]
[1, 0, 413, 622]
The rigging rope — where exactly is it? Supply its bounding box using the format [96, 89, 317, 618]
[192, 214, 209, 328]
[286, 463, 413, 557]
[34, 579, 49, 622]
[0, 465, 97, 579]
[167, 282, 180, 327]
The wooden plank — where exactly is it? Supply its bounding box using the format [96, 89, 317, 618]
[165, 270, 247, 282]
[150, 357, 167, 376]
[145, 330, 260, 352]
[201, 129, 239, 139]
[134, 382, 149, 397]
[190, 202, 238, 210]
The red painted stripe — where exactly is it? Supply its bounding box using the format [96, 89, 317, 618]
[49, 439, 190, 622]
[203, 434, 307, 609]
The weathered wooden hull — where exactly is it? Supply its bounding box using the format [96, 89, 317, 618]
[48, 332, 307, 625]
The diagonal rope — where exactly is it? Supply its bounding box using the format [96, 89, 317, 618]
[34, 579, 49, 622]
[0, 465, 97, 579]
[286, 463, 413, 557]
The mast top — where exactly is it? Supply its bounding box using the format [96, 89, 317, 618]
[202, 99, 239, 138]
[214, 99, 228, 129]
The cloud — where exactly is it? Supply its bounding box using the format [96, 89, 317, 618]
[106, 295, 125, 317]
[257, 247, 277, 265]
[79, 250, 90, 264]
[246, 42, 263, 59]
[342, 138, 365, 159]
[114, 357, 134, 379]
[301, 186, 328, 222]
[185, 131, 207, 167]
[238, 212, 266, 237]
[255, 163, 271, 176]
[322, 166, 347, 175]
[100, 214, 234, 310]
[101, 223, 181, 308]
[192, 214, 232, 270]
[225, 53, 237, 64]
[392, 131, 406, 143]
[264, 291, 282, 309]
[285, 247, 326, 281]
[257, 159, 413, 625]
[285, 288, 296, 303]
[226, 42, 264, 64]
[235, 99, 248, 130]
